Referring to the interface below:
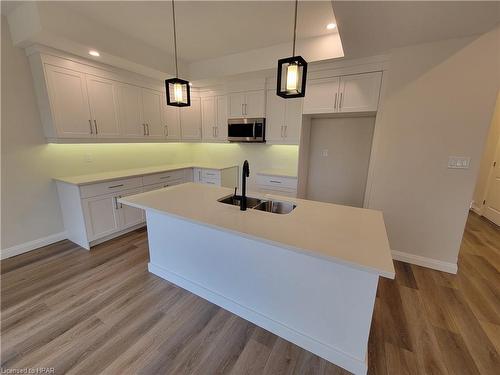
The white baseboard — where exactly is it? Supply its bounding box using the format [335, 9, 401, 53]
[392, 250, 458, 274]
[470, 201, 483, 215]
[148, 262, 368, 375]
[1, 232, 67, 260]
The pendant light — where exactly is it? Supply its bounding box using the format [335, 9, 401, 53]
[165, 0, 191, 107]
[276, 0, 308, 98]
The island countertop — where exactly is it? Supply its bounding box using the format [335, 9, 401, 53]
[119, 182, 395, 279]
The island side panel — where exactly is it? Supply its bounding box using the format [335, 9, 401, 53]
[145, 211, 378, 375]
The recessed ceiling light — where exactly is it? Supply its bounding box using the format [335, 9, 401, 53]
[326, 23, 337, 30]
[88, 50, 100, 57]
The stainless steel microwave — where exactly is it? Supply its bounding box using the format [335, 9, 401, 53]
[228, 118, 265, 142]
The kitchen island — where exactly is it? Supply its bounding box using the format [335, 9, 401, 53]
[119, 182, 395, 375]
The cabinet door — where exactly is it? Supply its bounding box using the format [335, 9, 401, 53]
[117, 83, 144, 137]
[338, 72, 382, 113]
[162, 94, 181, 140]
[303, 77, 340, 114]
[201, 97, 217, 141]
[216, 95, 228, 140]
[86, 75, 120, 138]
[142, 89, 164, 138]
[283, 98, 303, 144]
[265, 90, 286, 142]
[82, 194, 120, 241]
[45, 65, 93, 138]
[118, 188, 145, 229]
[180, 97, 202, 140]
[245, 90, 266, 117]
[228, 93, 244, 118]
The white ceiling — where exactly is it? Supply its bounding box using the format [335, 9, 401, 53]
[56, 1, 338, 63]
[332, 1, 500, 58]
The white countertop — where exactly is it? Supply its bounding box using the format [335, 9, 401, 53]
[119, 183, 395, 278]
[257, 168, 298, 178]
[54, 163, 238, 185]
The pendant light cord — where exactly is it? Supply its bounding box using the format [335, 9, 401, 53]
[292, 0, 298, 57]
[171, 0, 179, 78]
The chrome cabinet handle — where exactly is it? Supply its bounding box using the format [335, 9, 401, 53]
[269, 180, 282, 184]
[334, 93, 338, 111]
[143, 124, 146, 136]
[165, 125, 168, 137]
[280, 125, 284, 138]
[159, 176, 171, 179]
[114, 196, 119, 210]
[215, 127, 218, 138]
[89, 120, 93, 134]
[94, 120, 98, 134]
[146, 123, 150, 136]
[339, 92, 343, 110]
[119, 195, 123, 209]
[284, 125, 287, 138]
[108, 184, 124, 189]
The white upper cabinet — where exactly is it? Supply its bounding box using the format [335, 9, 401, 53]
[303, 77, 340, 115]
[117, 83, 144, 138]
[86, 75, 120, 138]
[216, 96, 228, 141]
[265, 90, 302, 144]
[141, 89, 164, 138]
[303, 72, 382, 115]
[338, 72, 382, 113]
[162, 94, 181, 140]
[202, 95, 228, 142]
[202, 96, 217, 141]
[228, 90, 265, 118]
[245, 90, 266, 117]
[45, 65, 93, 138]
[228, 93, 245, 118]
[180, 97, 202, 140]
[266, 91, 286, 142]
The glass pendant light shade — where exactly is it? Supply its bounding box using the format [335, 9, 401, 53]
[165, 77, 191, 107]
[276, 0, 308, 99]
[276, 56, 307, 98]
[166, 0, 191, 107]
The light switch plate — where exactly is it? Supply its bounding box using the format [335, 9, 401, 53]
[448, 156, 470, 169]
[322, 149, 329, 157]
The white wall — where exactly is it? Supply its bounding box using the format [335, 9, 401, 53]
[305, 117, 375, 207]
[472, 92, 500, 212]
[366, 27, 500, 268]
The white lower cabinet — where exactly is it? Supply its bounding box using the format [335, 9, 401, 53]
[193, 167, 238, 188]
[56, 166, 237, 250]
[82, 187, 144, 241]
[118, 188, 145, 229]
[82, 193, 121, 241]
[255, 173, 298, 197]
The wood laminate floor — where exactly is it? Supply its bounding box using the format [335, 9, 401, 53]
[1, 212, 499, 374]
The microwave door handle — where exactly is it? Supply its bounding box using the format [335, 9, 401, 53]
[253, 122, 256, 139]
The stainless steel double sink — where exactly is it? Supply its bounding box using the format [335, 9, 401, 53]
[218, 195, 296, 214]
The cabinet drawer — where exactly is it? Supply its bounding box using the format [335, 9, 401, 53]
[200, 178, 220, 186]
[143, 179, 185, 192]
[142, 169, 186, 186]
[256, 174, 297, 190]
[257, 187, 297, 198]
[201, 169, 221, 180]
[80, 177, 142, 198]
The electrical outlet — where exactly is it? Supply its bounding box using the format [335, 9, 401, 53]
[84, 152, 93, 163]
[448, 156, 470, 169]
[322, 149, 329, 157]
